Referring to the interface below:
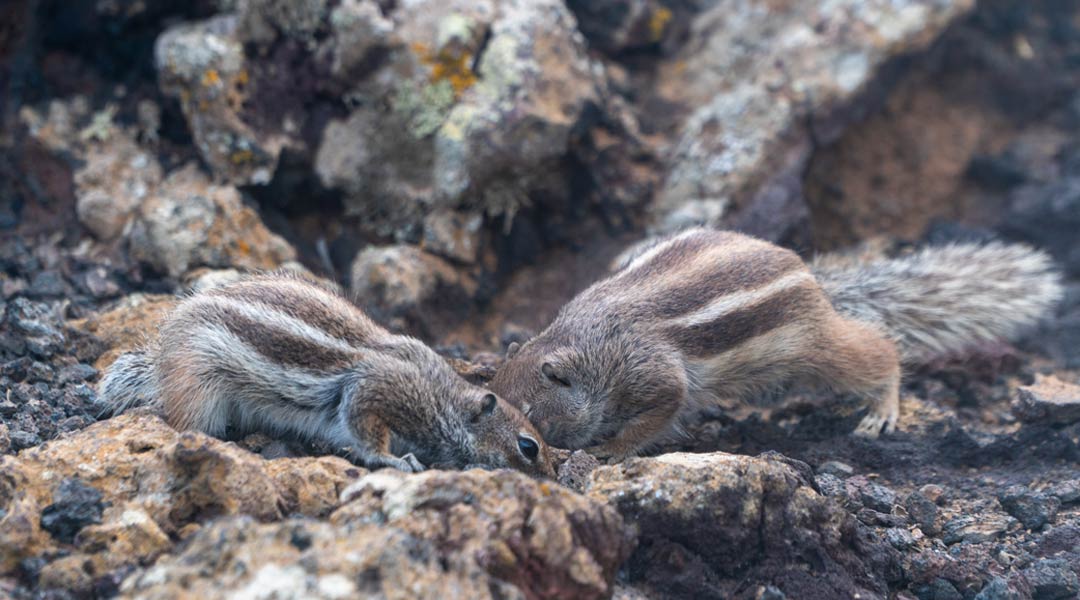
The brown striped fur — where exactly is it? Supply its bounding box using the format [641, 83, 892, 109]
[99, 271, 555, 477]
[490, 228, 905, 457]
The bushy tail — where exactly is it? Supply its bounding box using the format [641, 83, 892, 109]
[812, 243, 1063, 363]
[97, 350, 159, 416]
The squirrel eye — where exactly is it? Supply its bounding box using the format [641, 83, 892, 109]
[541, 362, 571, 387]
[517, 435, 539, 461]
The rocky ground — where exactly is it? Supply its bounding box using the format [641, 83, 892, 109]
[1, 0, 1079, 598]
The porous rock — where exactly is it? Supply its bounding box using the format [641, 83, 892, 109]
[73, 132, 163, 240]
[566, 0, 678, 54]
[128, 163, 295, 278]
[125, 468, 635, 599]
[0, 413, 360, 579]
[69, 293, 176, 371]
[998, 486, 1061, 531]
[647, 0, 975, 234]
[350, 244, 476, 333]
[585, 452, 899, 598]
[941, 513, 1017, 545]
[1013, 374, 1080, 426]
[156, 15, 284, 185]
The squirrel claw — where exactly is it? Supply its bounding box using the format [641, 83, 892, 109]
[853, 411, 896, 439]
[399, 453, 427, 473]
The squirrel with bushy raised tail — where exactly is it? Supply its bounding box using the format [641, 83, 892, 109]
[490, 228, 1062, 460]
[98, 271, 555, 478]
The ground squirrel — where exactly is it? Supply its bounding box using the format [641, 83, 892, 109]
[99, 272, 555, 477]
[490, 228, 1062, 459]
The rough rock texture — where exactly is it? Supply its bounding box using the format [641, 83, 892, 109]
[5, 0, 1080, 599]
[350, 244, 478, 334]
[0, 413, 361, 593]
[73, 133, 163, 240]
[586, 452, 899, 598]
[154, 0, 610, 239]
[645, 0, 975, 236]
[127, 163, 296, 278]
[121, 468, 634, 599]
[69, 293, 175, 371]
[156, 15, 284, 185]
[22, 100, 295, 280]
[1013, 374, 1080, 425]
[566, 0, 678, 54]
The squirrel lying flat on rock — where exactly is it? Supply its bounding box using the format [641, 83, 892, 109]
[490, 228, 1062, 460]
[98, 271, 555, 477]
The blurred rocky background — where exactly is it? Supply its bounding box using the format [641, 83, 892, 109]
[1, 0, 1079, 598]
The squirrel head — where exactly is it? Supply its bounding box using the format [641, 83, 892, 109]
[464, 388, 556, 479]
[490, 341, 607, 451]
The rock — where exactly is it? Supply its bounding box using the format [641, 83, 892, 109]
[645, 0, 974, 234]
[817, 460, 855, 478]
[585, 452, 897, 598]
[8, 429, 40, 451]
[905, 489, 941, 535]
[919, 484, 950, 506]
[998, 486, 1061, 530]
[0, 423, 8, 454]
[815, 473, 847, 499]
[157, 0, 611, 238]
[1021, 558, 1080, 600]
[557, 450, 600, 493]
[128, 163, 296, 278]
[848, 476, 898, 513]
[975, 577, 1024, 600]
[1013, 375, 1080, 426]
[1035, 525, 1080, 557]
[0, 413, 361, 583]
[57, 363, 98, 385]
[39, 478, 105, 543]
[350, 244, 477, 334]
[421, 209, 484, 264]
[126, 469, 635, 599]
[25, 360, 53, 383]
[155, 16, 283, 185]
[566, 0, 678, 54]
[885, 527, 917, 550]
[73, 131, 162, 240]
[941, 513, 1017, 545]
[26, 270, 67, 298]
[69, 293, 175, 372]
[73, 266, 122, 300]
[5, 298, 65, 359]
[916, 578, 964, 600]
[1048, 480, 1080, 504]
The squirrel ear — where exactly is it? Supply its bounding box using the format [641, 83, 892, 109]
[541, 362, 571, 387]
[472, 393, 498, 423]
[506, 342, 521, 359]
[481, 393, 498, 415]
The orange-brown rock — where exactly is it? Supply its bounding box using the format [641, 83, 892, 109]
[122, 468, 635, 600]
[0, 413, 361, 585]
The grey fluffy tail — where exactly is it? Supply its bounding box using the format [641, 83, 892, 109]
[812, 243, 1063, 363]
[97, 350, 159, 416]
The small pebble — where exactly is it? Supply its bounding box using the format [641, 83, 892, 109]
[817, 460, 855, 478]
[999, 486, 1060, 530]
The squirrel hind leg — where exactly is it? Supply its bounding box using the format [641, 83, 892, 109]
[813, 316, 901, 438]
